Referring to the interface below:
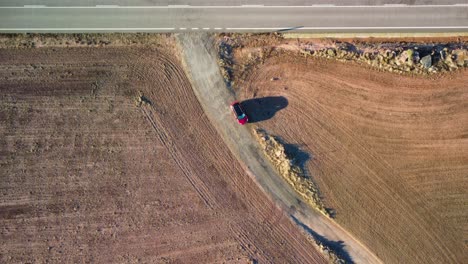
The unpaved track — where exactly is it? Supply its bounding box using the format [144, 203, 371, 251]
[177, 33, 382, 264]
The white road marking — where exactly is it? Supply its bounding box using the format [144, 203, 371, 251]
[95, 5, 119, 8]
[225, 26, 468, 30]
[179, 28, 187, 30]
[0, 28, 176, 31]
[202, 27, 210, 30]
[3, 5, 467, 9]
[1, 26, 467, 31]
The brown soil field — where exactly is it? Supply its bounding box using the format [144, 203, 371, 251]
[0, 45, 327, 263]
[235, 48, 468, 263]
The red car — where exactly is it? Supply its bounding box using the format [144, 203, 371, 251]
[230, 101, 248, 125]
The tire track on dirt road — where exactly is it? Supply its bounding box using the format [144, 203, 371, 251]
[177, 32, 383, 264]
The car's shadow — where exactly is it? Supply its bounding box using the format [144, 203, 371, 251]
[241, 96, 288, 123]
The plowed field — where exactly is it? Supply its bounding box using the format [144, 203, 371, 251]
[237, 53, 468, 263]
[0, 46, 326, 263]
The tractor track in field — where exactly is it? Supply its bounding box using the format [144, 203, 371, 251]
[141, 106, 215, 209]
[131, 45, 328, 263]
[235, 45, 468, 263]
[0, 44, 327, 263]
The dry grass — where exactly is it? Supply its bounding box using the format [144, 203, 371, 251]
[216, 33, 468, 79]
[253, 128, 330, 217]
[0, 33, 168, 49]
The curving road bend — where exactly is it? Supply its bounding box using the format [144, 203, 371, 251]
[177, 32, 383, 264]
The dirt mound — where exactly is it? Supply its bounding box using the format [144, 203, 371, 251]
[254, 128, 329, 217]
[216, 33, 468, 80]
[298, 43, 468, 75]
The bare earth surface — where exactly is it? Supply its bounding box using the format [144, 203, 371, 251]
[177, 33, 381, 264]
[236, 52, 468, 263]
[0, 45, 326, 263]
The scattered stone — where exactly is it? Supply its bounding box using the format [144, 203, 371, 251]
[453, 49, 467, 66]
[218, 35, 468, 76]
[440, 48, 448, 60]
[421, 55, 432, 68]
[406, 49, 415, 66]
[134, 91, 151, 107]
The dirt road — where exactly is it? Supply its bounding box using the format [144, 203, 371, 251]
[177, 33, 382, 264]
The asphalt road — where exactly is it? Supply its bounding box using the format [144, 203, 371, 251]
[1, 5, 467, 33]
[4, 0, 466, 6]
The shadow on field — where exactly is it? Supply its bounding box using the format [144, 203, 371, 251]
[283, 142, 311, 173]
[240, 96, 288, 123]
[292, 216, 355, 264]
[281, 140, 336, 218]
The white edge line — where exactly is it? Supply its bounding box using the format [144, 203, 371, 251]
[3, 5, 468, 8]
[1, 27, 468, 31]
[225, 26, 468, 30]
[0, 28, 176, 30]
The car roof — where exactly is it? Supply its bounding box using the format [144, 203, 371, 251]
[232, 103, 244, 117]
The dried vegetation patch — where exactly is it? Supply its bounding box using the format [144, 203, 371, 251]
[0, 33, 169, 48]
[216, 33, 468, 81]
[254, 128, 329, 217]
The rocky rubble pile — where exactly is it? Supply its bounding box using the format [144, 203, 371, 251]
[253, 128, 330, 217]
[216, 33, 283, 85]
[217, 40, 235, 86]
[300, 42, 468, 75]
